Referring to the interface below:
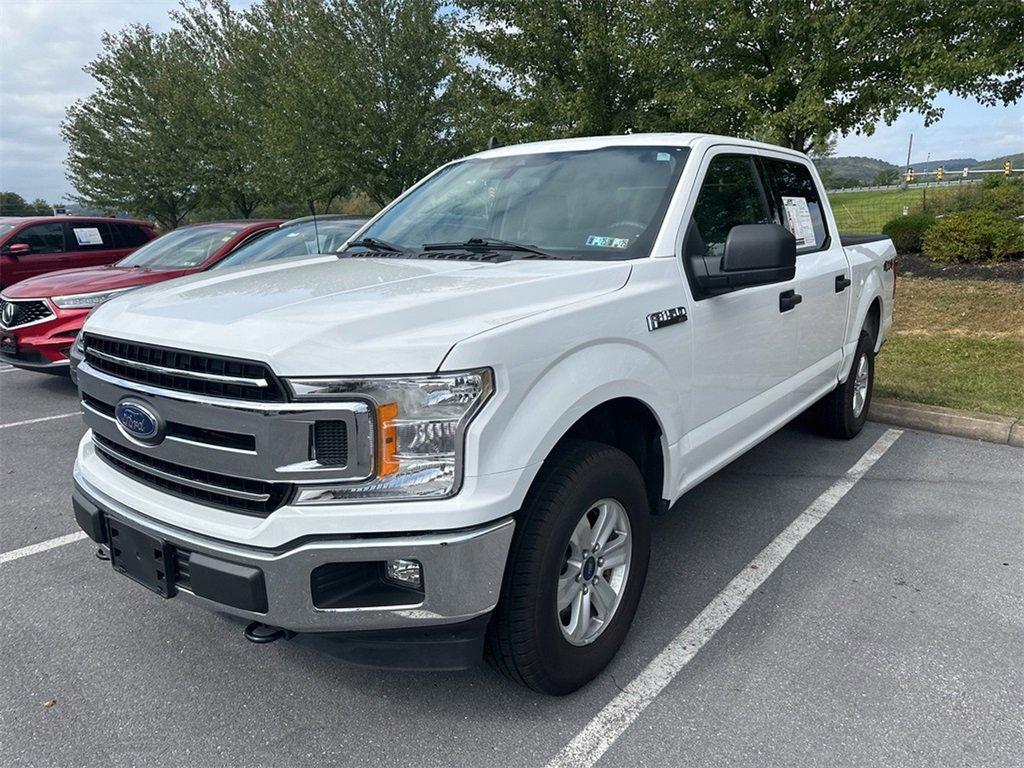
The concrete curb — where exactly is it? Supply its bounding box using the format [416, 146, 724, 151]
[870, 398, 1024, 447]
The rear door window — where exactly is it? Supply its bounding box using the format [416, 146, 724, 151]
[67, 222, 114, 251]
[760, 158, 829, 252]
[10, 222, 65, 254]
[112, 222, 152, 248]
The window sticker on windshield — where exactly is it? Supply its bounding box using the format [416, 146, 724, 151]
[73, 227, 104, 246]
[586, 235, 630, 249]
[780, 196, 817, 248]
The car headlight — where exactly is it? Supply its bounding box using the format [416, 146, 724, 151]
[287, 369, 493, 502]
[52, 288, 133, 310]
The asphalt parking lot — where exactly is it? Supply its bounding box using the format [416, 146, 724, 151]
[1, 364, 1021, 768]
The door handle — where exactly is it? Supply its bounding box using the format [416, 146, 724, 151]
[835, 274, 852, 292]
[779, 289, 803, 312]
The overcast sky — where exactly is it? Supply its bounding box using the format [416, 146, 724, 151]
[1, 0, 1021, 203]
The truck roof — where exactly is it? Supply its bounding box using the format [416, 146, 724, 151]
[471, 133, 810, 162]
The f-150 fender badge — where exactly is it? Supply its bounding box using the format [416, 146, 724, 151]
[647, 306, 688, 331]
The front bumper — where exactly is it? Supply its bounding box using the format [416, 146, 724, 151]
[73, 472, 514, 634]
[0, 306, 87, 370]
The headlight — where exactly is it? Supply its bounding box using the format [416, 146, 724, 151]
[287, 369, 493, 502]
[52, 288, 133, 310]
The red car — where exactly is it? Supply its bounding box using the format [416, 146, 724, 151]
[0, 219, 281, 373]
[0, 216, 157, 289]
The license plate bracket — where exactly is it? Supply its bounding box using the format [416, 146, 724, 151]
[107, 518, 176, 598]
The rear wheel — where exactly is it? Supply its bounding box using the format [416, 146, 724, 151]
[816, 329, 875, 439]
[487, 439, 651, 694]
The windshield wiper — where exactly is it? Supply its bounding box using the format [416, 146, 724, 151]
[344, 236, 410, 253]
[421, 237, 562, 259]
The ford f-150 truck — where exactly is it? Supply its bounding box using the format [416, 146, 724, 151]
[70, 134, 894, 694]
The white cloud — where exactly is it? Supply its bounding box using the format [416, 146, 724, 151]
[0, 0, 252, 202]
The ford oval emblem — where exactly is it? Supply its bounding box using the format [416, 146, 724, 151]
[115, 400, 162, 444]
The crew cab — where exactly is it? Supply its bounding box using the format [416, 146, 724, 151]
[69, 134, 894, 694]
[0, 216, 156, 289]
[0, 220, 281, 373]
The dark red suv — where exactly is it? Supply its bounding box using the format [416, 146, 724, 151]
[0, 216, 157, 289]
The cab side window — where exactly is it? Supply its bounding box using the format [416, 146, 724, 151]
[9, 222, 65, 254]
[761, 158, 828, 252]
[683, 154, 774, 295]
[690, 155, 772, 259]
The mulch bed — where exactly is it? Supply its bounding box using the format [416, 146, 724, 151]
[897, 252, 1024, 282]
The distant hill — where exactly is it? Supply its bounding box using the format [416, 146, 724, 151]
[908, 158, 977, 172]
[814, 156, 898, 183]
[973, 153, 1024, 170]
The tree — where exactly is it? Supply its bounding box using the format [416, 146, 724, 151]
[0, 193, 52, 216]
[457, 0, 655, 141]
[63, 25, 208, 228]
[873, 168, 900, 186]
[171, 0, 271, 218]
[326, 0, 472, 205]
[639, 0, 1024, 151]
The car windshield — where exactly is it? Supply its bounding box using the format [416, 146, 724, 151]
[356, 146, 689, 260]
[0, 223, 17, 237]
[118, 225, 242, 269]
[213, 219, 364, 269]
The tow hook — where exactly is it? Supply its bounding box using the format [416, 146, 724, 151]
[243, 621, 296, 644]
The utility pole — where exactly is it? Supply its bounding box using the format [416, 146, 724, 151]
[902, 133, 913, 189]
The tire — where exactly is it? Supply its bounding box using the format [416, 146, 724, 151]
[816, 329, 875, 439]
[486, 439, 651, 695]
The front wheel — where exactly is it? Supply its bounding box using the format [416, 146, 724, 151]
[815, 329, 875, 439]
[486, 440, 651, 694]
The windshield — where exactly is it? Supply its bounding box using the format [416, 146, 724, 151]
[213, 219, 365, 269]
[357, 146, 689, 260]
[118, 225, 242, 269]
[0, 224, 16, 237]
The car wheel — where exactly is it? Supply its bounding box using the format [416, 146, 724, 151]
[486, 439, 651, 694]
[816, 329, 875, 439]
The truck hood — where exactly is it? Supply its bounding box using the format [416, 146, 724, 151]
[3, 265, 192, 299]
[85, 255, 632, 375]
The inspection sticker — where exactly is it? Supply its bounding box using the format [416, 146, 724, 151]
[586, 235, 630, 249]
[780, 196, 816, 248]
[73, 227, 104, 246]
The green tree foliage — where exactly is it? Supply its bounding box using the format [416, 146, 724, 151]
[873, 168, 900, 186]
[458, 0, 654, 139]
[0, 193, 53, 216]
[63, 25, 208, 229]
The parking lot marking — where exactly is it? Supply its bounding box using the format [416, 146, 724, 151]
[0, 412, 80, 429]
[0, 532, 89, 565]
[546, 428, 904, 768]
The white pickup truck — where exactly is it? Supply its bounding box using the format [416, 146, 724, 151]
[70, 134, 894, 694]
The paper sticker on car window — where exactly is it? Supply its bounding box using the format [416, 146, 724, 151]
[780, 197, 817, 248]
[73, 227, 104, 246]
[586, 235, 630, 249]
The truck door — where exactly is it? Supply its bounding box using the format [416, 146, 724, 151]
[758, 154, 849, 398]
[677, 148, 802, 476]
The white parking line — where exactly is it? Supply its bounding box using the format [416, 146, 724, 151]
[0, 532, 89, 565]
[546, 427, 904, 768]
[0, 412, 80, 429]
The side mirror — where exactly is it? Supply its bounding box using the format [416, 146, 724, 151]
[720, 223, 796, 288]
[2, 242, 31, 256]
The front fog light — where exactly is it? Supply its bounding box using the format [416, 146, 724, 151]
[385, 559, 422, 588]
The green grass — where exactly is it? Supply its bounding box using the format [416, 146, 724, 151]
[875, 276, 1024, 418]
[828, 186, 962, 232]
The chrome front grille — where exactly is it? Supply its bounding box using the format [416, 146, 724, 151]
[0, 297, 53, 329]
[93, 433, 292, 516]
[82, 334, 286, 402]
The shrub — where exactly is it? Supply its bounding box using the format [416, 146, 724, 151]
[882, 212, 936, 253]
[923, 210, 1024, 263]
[940, 177, 1024, 218]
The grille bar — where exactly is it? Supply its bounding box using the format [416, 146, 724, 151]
[83, 334, 285, 402]
[87, 347, 269, 388]
[92, 433, 291, 516]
